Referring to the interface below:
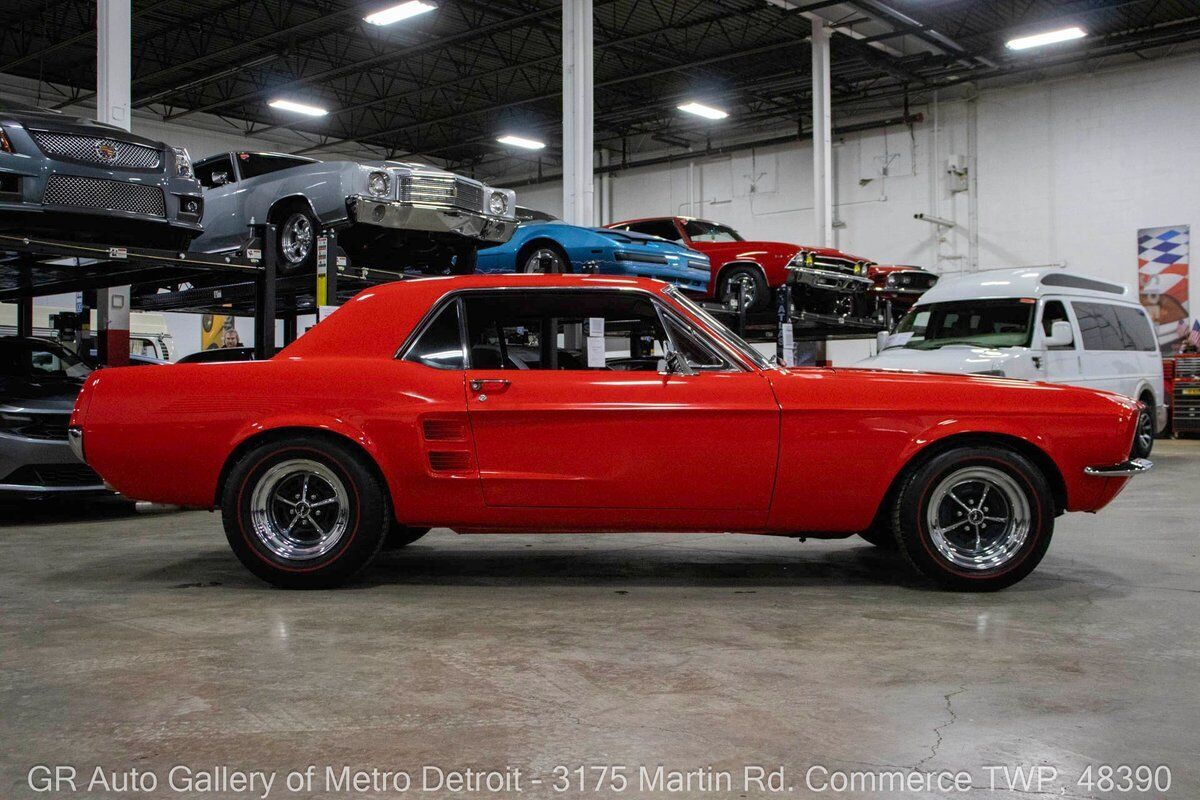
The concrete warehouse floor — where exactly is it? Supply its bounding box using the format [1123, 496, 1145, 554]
[1, 441, 1198, 800]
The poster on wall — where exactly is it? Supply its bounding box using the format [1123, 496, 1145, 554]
[200, 313, 243, 350]
[1137, 225, 1189, 354]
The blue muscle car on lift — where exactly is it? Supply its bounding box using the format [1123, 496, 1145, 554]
[474, 208, 711, 295]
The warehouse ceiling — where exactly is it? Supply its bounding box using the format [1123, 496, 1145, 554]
[3, 0, 1199, 179]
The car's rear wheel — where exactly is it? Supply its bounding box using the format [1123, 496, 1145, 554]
[892, 445, 1054, 591]
[384, 524, 431, 550]
[718, 266, 769, 312]
[520, 243, 570, 273]
[221, 435, 388, 588]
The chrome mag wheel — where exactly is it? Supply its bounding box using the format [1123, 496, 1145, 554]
[280, 213, 314, 264]
[249, 458, 350, 561]
[926, 466, 1031, 571]
[523, 248, 565, 273]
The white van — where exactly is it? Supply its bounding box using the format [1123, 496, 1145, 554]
[0, 304, 174, 361]
[859, 268, 1165, 457]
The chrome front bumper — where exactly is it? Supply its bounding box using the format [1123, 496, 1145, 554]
[1084, 458, 1153, 477]
[788, 267, 873, 293]
[348, 196, 517, 244]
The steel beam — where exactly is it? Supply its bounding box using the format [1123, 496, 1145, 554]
[561, 0, 594, 227]
[811, 17, 833, 248]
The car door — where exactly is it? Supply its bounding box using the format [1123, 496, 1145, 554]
[192, 154, 244, 252]
[461, 288, 780, 511]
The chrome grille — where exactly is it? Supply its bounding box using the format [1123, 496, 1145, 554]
[398, 173, 485, 213]
[0, 411, 69, 440]
[42, 175, 166, 217]
[31, 131, 161, 169]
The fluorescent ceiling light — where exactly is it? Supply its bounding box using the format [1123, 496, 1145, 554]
[1005, 26, 1086, 50]
[364, 1, 436, 26]
[268, 99, 327, 116]
[497, 134, 546, 150]
[677, 101, 728, 120]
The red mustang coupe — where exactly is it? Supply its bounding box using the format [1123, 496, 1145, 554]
[70, 275, 1149, 590]
[606, 216, 873, 316]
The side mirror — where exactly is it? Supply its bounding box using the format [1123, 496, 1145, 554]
[876, 330, 889, 352]
[1045, 320, 1074, 348]
[657, 350, 696, 376]
[211, 171, 230, 186]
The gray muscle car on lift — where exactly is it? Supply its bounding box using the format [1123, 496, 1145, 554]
[0, 98, 203, 248]
[189, 152, 517, 274]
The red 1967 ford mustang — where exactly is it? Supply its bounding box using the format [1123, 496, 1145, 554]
[70, 275, 1149, 590]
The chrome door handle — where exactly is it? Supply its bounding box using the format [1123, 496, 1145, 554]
[470, 378, 511, 392]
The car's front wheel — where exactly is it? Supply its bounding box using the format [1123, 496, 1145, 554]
[718, 266, 769, 312]
[891, 445, 1055, 591]
[221, 435, 389, 588]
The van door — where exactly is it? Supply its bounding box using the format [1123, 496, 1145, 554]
[1070, 301, 1152, 398]
[1036, 299, 1082, 385]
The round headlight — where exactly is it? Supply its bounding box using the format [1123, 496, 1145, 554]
[368, 171, 389, 197]
[489, 191, 509, 216]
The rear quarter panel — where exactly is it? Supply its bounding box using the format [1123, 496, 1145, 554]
[764, 368, 1139, 532]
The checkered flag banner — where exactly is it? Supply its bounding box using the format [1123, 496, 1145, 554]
[1138, 225, 1190, 355]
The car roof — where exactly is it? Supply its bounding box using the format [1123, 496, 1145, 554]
[280, 275, 674, 360]
[915, 267, 1134, 305]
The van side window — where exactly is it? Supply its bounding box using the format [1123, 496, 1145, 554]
[1073, 302, 1155, 352]
[1041, 301, 1073, 350]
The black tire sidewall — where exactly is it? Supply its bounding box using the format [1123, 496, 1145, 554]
[893, 447, 1055, 591]
[221, 438, 388, 588]
[1132, 407, 1155, 458]
[720, 266, 769, 311]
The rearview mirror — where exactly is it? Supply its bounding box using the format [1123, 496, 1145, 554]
[1045, 320, 1074, 348]
[657, 350, 696, 376]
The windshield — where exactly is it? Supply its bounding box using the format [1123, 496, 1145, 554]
[0, 338, 93, 379]
[889, 299, 1036, 350]
[664, 286, 772, 369]
[683, 220, 744, 243]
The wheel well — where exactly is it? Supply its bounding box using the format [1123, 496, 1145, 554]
[214, 427, 390, 513]
[516, 238, 569, 268]
[1138, 387, 1155, 408]
[716, 261, 765, 287]
[268, 195, 318, 224]
[868, 432, 1069, 532]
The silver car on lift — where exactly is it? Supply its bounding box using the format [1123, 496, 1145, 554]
[188, 151, 517, 274]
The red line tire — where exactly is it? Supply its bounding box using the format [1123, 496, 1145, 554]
[891, 445, 1055, 591]
[221, 435, 389, 588]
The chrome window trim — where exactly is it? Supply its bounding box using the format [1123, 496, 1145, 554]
[394, 285, 751, 372]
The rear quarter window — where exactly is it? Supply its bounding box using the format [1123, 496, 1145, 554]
[1073, 301, 1156, 352]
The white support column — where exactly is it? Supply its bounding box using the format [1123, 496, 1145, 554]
[561, 0, 594, 227]
[97, 0, 132, 365]
[811, 17, 834, 248]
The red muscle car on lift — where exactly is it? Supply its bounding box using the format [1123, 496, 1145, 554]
[71, 275, 1149, 591]
[866, 264, 939, 324]
[606, 216, 873, 316]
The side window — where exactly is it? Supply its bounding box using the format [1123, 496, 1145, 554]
[1040, 300, 1073, 350]
[461, 291, 729, 371]
[405, 302, 465, 369]
[194, 156, 235, 189]
[661, 314, 728, 369]
[1074, 301, 1151, 351]
[626, 220, 682, 241]
[1112, 306, 1158, 352]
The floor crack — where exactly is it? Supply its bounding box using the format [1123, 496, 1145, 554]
[916, 683, 967, 770]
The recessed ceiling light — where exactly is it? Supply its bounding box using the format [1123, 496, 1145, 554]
[678, 101, 728, 120]
[268, 99, 327, 116]
[497, 135, 546, 150]
[364, 1, 436, 26]
[1005, 26, 1086, 51]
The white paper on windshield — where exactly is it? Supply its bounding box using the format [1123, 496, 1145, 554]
[586, 336, 606, 368]
[587, 317, 605, 337]
[884, 331, 914, 349]
[780, 325, 794, 366]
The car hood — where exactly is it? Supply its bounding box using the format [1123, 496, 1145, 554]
[1, 108, 166, 147]
[858, 344, 1019, 375]
[0, 373, 82, 409]
[692, 240, 801, 260]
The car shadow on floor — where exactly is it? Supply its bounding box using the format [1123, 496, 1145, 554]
[0, 498, 138, 527]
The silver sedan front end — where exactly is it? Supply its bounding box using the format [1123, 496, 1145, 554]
[348, 168, 517, 244]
